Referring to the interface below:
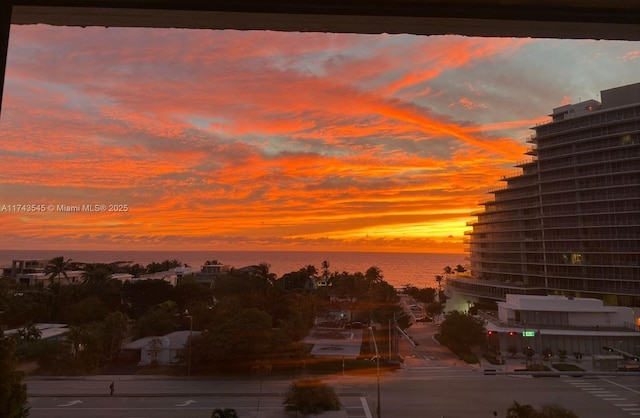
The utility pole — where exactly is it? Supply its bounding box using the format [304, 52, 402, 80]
[185, 312, 193, 376]
[368, 327, 381, 418]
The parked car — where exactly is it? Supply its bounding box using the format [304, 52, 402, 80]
[416, 316, 433, 322]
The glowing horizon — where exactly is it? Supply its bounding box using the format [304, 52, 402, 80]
[1, 27, 638, 253]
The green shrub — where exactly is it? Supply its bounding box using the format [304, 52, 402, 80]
[483, 353, 503, 365]
[211, 408, 237, 418]
[460, 352, 479, 364]
[283, 378, 341, 415]
[552, 363, 584, 371]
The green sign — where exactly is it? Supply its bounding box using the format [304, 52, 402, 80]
[522, 331, 536, 337]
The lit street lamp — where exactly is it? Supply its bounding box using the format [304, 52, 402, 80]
[368, 326, 381, 418]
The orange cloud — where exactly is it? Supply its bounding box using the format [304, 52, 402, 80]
[3, 27, 633, 254]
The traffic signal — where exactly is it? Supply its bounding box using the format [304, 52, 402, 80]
[508, 331, 516, 336]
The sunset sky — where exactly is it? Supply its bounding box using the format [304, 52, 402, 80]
[1, 25, 638, 253]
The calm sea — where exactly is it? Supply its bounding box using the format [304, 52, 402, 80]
[0, 250, 465, 288]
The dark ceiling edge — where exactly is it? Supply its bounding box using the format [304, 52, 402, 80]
[9, 0, 640, 25]
[10, 7, 640, 42]
[0, 1, 11, 114]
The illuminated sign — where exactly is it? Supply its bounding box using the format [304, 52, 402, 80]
[522, 331, 536, 337]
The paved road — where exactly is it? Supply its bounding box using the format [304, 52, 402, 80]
[26, 371, 640, 418]
[384, 369, 640, 417]
[27, 393, 369, 418]
[25, 318, 640, 417]
[26, 377, 371, 418]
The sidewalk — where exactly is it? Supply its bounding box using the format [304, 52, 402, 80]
[483, 354, 594, 373]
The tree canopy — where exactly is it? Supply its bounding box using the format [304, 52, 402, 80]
[506, 401, 578, 418]
[438, 310, 486, 351]
[0, 332, 29, 418]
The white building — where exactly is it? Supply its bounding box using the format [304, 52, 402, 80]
[483, 294, 640, 357]
[122, 330, 200, 366]
[135, 271, 179, 286]
[110, 273, 134, 282]
[16, 269, 84, 286]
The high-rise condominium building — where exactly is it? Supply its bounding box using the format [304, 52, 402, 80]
[448, 82, 640, 308]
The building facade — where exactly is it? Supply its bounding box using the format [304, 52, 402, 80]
[483, 294, 640, 359]
[448, 83, 640, 309]
[194, 262, 231, 286]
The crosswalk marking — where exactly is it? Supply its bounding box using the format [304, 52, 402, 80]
[566, 378, 640, 417]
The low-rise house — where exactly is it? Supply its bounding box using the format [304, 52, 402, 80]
[15, 272, 48, 287]
[135, 271, 179, 286]
[194, 263, 230, 286]
[111, 273, 134, 282]
[4, 323, 69, 341]
[172, 266, 194, 281]
[7, 259, 47, 280]
[15, 269, 84, 286]
[122, 330, 200, 366]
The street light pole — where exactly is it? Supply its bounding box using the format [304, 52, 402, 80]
[185, 314, 193, 376]
[368, 326, 381, 418]
[388, 319, 391, 360]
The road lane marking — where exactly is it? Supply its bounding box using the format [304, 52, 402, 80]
[360, 396, 372, 418]
[57, 400, 82, 407]
[601, 378, 640, 395]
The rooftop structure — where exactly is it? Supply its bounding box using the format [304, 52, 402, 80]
[497, 294, 636, 329]
[4, 323, 69, 341]
[448, 82, 640, 310]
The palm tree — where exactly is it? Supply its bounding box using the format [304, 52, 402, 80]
[434, 275, 444, 293]
[81, 263, 112, 296]
[443, 265, 454, 277]
[321, 260, 331, 282]
[365, 266, 383, 287]
[46, 256, 74, 285]
[455, 264, 467, 274]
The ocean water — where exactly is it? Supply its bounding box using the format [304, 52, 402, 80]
[0, 250, 466, 288]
